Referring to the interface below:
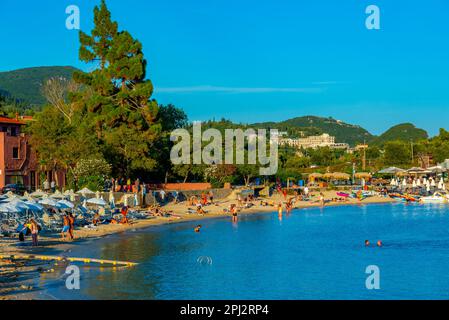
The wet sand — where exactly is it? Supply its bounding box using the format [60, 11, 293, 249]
[0, 190, 395, 299]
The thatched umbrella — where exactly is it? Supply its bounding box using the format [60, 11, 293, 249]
[396, 171, 408, 177]
[308, 173, 323, 183]
[332, 172, 351, 180]
[322, 172, 334, 180]
[323, 172, 350, 180]
[355, 172, 371, 179]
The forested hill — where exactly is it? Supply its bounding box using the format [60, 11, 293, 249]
[371, 123, 429, 146]
[0, 66, 78, 106]
[252, 116, 374, 146]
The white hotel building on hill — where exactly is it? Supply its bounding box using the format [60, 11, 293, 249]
[279, 133, 350, 150]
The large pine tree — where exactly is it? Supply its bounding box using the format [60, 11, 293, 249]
[73, 0, 160, 177]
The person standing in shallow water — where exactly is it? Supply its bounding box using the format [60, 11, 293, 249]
[319, 193, 325, 207]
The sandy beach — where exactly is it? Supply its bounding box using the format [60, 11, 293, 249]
[0, 190, 395, 299]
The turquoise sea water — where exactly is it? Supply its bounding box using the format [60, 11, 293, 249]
[43, 203, 449, 299]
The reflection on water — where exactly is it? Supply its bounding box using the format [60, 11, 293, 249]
[45, 204, 449, 299]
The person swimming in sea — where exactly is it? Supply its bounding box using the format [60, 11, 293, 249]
[377, 240, 382, 247]
[194, 225, 202, 233]
[365, 240, 370, 246]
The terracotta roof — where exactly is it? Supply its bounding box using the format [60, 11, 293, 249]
[0, 116, 25, 125]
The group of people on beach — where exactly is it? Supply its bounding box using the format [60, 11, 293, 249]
[61, 213, 75, 241]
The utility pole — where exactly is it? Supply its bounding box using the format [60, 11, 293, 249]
[362, 140, 366, 171]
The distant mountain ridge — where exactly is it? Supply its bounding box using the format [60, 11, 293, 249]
[253, 116, 374, 146]
[252, 116, 429, 147]
[0, 66, 79, 106]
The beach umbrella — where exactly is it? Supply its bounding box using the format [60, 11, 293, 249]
[30, 190, 47, 197]
[24, 201, 44, 211]
[0, 203, 21, 213]
[355, 172, 371, 179]
[57, 199, 74, 209]
[402, 179, 407, 187]
[82, 199, 87, 209]
[76, 187, 95, 195]
[390, 178, 395, 186]
[50, 190, 65, 199]
[86, 197, 107, 206]
[431, 179, 436, 187]
[109, 191, 115, 209]
[416, 179, 421, 187]
[378, 167, 405, 175]
[412, 180, 416, 188]
[426, 184, 431, 192]
[39, 197, 59, 207]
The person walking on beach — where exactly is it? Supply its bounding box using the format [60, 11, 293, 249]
[61, 214, 70, 240]
[121, 206, 129, 224]
[304, 186, 309, 198]
[43, 179, 50, 192]
[208, 190, 214, 204]
[30, 219, 39, 246]
[68, 213, 75, 240]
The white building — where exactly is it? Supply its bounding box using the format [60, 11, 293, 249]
[279, 133, 349, 150]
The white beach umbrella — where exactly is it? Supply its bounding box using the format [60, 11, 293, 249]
[423, 177, 428, 185]
[77, 187, 95, 195]
[109, 191, 115, 209]
[390, 178, 395, 186]
[86, 197, 107, 206]
[39, 198, 59, 207]
[426, 184, 431, 192]
[24, 201, 44, 211]
[402, 179, 407, 186]
[431, 179, 436, 187]
[412, 180, 416, 188]
[30, 190, 47, 197]
[0, 203, 21, 213]
[416, 179, 421, 187]
[57, 199, 74, 209]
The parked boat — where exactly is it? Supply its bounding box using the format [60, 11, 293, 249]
[420, 192, 448, 204]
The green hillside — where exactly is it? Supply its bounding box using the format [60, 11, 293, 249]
[253, 116, 374, 146]
[372, 123, 428, 145]
[0, 66, 78, 106]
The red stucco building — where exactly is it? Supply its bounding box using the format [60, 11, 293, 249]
[0, 116, 65, 190]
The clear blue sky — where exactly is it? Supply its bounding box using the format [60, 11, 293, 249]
[1, 0, 448, 136]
